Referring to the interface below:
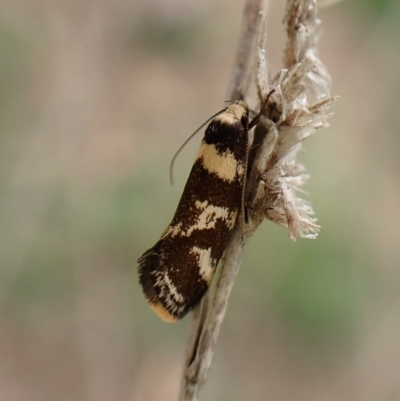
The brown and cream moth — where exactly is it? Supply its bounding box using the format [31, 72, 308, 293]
[138, 101, 249, 322]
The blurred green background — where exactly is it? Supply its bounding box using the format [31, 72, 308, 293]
[1, 0, 399, 400]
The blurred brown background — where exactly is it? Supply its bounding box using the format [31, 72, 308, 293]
[1, 0, 399, 400]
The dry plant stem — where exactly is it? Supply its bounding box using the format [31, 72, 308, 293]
[178, 1, 266, 401]
[179, 0, 334, 400]
[226, 0, 267, 102]
[179, 229, 248, 401]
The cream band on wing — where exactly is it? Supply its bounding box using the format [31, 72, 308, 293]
[196, 143, 240, 182]
[164, 200, 238, 238]
[190, 246, 215, 284]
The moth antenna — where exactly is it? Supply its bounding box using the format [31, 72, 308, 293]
[248, 108, 257, 119]
[240, 117, 250, 243]
[169, 108, 227, 185]
[249, 89, 276, 129]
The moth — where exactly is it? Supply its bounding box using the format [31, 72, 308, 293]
[138, 101, 249, 322]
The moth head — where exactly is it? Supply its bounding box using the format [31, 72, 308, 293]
[227, 100, 248, 119]
[215, 100, 249, 128]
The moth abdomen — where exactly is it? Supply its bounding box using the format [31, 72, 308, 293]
[138, 101, 249, 322]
